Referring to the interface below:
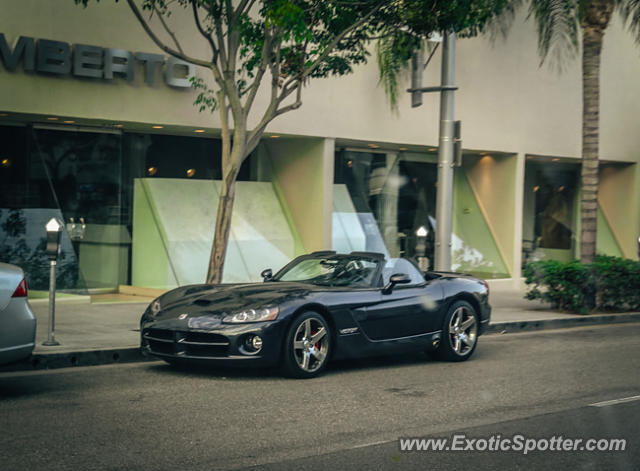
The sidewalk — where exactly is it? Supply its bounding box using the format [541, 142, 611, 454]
[2, 288, 639, 372]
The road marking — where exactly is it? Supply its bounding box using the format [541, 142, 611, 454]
[589, 395, 640, 408]
[348, 439, 393, 450]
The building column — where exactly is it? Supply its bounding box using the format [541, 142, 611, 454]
[512, 153, 526, 287]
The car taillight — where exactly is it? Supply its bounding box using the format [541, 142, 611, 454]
[482, 279, 490, 296]
[12, 278, 28, 297]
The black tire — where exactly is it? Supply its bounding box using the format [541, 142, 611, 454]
[433, 300, 479, 362]
[281, 312, 331, 379]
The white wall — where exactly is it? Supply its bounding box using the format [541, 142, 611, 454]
[1, 2, 639, 161]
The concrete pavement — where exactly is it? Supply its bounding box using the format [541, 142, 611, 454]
[2, 286, 639, 372]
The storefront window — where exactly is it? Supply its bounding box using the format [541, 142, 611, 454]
[523, 160, 579, 261]
[333, 150, 437, 262]
[0, 124, 264, 291]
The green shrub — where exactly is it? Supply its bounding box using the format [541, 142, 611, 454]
[592, 255, 640, 311]
[524, 256, 640, 313]
[523, 260, 595, 313]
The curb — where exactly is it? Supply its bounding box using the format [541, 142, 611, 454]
[485, 312, 640, 335]
[0, 347, 153, 373]
[2, 314, 639, 373]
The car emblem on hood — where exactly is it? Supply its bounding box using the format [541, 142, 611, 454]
[178, 313, 188, 320]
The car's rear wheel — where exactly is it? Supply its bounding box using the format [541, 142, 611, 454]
[282, 312, 331, 378]
[433, 300, 479, 362]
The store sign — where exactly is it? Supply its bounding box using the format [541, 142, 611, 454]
[0, 33, 195, 88]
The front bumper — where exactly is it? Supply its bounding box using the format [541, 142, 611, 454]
[140, 317, 285, 367]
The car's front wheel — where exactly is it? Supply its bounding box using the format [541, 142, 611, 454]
[282, 312, 331, 378]
[433, 300, 479, 362]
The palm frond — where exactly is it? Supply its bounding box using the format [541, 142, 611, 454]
[485, 0, 527, 42]
[620, 0, 640, 44]
[375, 32, 421, 112]
[528, 0, 580, 68]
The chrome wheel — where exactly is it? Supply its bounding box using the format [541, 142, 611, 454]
[448, 305, 478, 356]
[292, 317, 329, 373]
[432, 300, 479, 362]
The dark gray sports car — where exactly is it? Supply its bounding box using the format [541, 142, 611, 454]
[140, 251, 490, 378]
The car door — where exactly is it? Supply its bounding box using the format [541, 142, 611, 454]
[354, 259, 444, 340]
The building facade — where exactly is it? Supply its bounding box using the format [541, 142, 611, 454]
[1, 0, 639, 292]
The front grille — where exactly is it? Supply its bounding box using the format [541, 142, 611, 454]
[183, 331, 228, 344]
[143, 329, 230, 358]
[145, 328, 174, 341]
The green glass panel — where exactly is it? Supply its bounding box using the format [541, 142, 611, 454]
[452, 170, 509, 278]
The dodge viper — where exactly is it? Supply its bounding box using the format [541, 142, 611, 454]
[140, 251, 491, 378]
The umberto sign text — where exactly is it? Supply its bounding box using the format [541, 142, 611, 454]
[0, 33, 195, 88]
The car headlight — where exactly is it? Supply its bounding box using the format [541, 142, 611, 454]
[222, 306, 279, 323]
[150, 299, 162, 316]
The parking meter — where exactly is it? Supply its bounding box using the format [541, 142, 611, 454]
[43, 217, 63, 346]
[45, 218, 63, 261]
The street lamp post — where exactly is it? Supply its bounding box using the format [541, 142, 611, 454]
[434, 32, 456, 271]
[408, 31, 458, 271]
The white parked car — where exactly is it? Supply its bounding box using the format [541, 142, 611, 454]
[0, 262, 36, 365]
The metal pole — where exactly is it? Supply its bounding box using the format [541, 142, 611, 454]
[434, 32, 456, 271]
[43, 259, 60, 346]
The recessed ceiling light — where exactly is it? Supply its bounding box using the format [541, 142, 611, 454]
[186, 168, 196, 178]
[428, 147, 437, 152]
[399, 147, 408, 151]
[1, 158, 11, 167]
[114, 124, 123, 128]
[368, 143, 380, 148]
[147, 166, 158, 176]
[552, 158, 560, 162]
[47, 117, 58, 121]
[270, 135, 280, 138]
[63, 120, 74, 124]
[194, 129, 205, 133]
[152, 125, 163, 129]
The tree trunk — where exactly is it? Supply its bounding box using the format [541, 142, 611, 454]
[206, 168, 239, 284]
[580, 1, 613, 264]
[580, 27, 603, 264]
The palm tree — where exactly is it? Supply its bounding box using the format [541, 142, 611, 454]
[377, 1, 640, 264]
[523, 0, 640, 264]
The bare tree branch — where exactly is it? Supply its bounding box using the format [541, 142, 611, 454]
[235, 0, 257, 16]
[214, 13, 229, 71]
[281, 0, 386, 91]
[153, 4, 184, 54]
[124, 0, 211, 68]
[275, 82, 302, 117]
[243, 27, 275, 116]
[191, 0, 219, 63]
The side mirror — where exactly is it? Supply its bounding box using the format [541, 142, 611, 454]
[261, 268, 273, 281]
[382, 273, 411, 294]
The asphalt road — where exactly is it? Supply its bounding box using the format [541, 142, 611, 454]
[1, 323, 639, 470]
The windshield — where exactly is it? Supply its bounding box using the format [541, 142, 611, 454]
[274, 255, 380, 287]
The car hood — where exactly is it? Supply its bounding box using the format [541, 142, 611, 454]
[154, 282, 317, 320]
